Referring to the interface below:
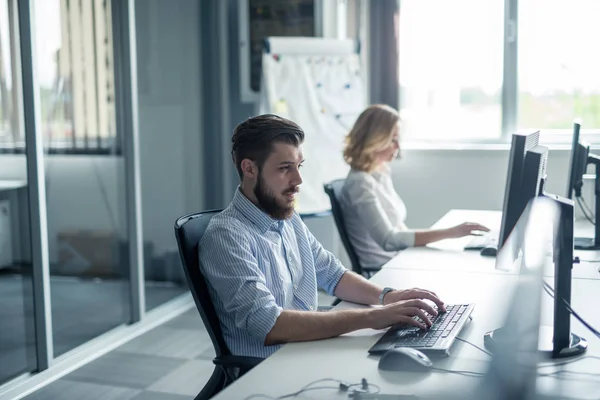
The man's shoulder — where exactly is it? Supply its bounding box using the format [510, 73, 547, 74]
[202, 206, 252, 242]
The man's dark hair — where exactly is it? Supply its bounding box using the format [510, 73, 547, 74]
[231, 114, 305, 180]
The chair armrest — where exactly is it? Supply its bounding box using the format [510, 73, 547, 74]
[213, 355, 264, 370]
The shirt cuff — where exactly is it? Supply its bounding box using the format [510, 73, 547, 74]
[247, 302, 283, 343]
[325, 263, 347, 296]
[404, 231, 416, 247]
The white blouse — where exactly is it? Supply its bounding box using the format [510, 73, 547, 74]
[339, 167, 416, 269]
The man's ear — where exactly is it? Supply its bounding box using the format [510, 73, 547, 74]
[240, 159, 258, 179]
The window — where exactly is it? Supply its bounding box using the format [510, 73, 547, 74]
[396, 0, 600, 143]
[0, 0, 38, 384]
[518, 0, 600, 135]
[0, 0, 20, 152]
[398, 0, 504, 142]
[1, 0, 119, 155]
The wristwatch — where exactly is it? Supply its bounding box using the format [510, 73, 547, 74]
[379, 287, 395, 305]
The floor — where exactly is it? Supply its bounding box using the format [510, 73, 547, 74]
[0, 272, 185, 386]
[22, 291, 337, 400]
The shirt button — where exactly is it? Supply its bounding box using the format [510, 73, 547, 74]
[309, 306, 314, 310]
[293, 284, 298, 290]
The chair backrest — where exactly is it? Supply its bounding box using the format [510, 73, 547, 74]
[174, 210, 230, 358]
[323, 179, 363, 275]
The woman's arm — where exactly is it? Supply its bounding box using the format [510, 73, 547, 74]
[413, 223, 490, 246]
[348, 175, 489, 248]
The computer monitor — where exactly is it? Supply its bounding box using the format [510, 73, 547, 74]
[564, 121, 600, 249]
[440, 199, 558, 400]
[489, 145, 587, 359]
[566, 121, 582, 199]
[477, 198, 553, 400]
[520, 144, 549, 214]
[566, 121, 590, 200]
[498, 131, 540, 249]
[521, 143, 588, 358]
[495, 131, 541, 260]
[570, 142, 590, 199]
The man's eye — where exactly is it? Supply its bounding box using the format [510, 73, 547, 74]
[280, 166, 289, 171]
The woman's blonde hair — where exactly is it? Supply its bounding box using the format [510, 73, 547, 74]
[343, 104, 400, 173]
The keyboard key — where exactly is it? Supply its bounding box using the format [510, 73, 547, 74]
[371, 303, 473, 354]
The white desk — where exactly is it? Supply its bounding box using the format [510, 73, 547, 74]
[0, 180, 27, 191]
[0, 180, 28, 268]
[384, 210, 600, 280]
[212, 267, 600, 399]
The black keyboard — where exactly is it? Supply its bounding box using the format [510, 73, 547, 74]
[368, 304, 475, 355]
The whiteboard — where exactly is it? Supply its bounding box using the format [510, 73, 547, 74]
[260, 37, 366, 214]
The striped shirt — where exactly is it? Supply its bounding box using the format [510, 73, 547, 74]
[199, 188, 347, 358]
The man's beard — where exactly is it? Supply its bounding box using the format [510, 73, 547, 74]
[254, 173, 297, 220]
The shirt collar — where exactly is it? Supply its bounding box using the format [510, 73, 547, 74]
[232, 187, 282, 233]
[371, 164, 391, 180]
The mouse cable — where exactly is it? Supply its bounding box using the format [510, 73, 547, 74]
[579, 196, 595, 219]
[576, 197, 595, 225]
[537, 355, 600, 369]
[537, 366, 600, 385]
[455, 305, 600, 375]
[455, 337, 493, 357]
[243, 378, 380, 400]
[543, 282, 600, 339]
[429, 366, 486, 377]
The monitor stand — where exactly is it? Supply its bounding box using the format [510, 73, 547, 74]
[484, 326, 587, 359]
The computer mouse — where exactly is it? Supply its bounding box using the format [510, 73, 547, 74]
[480, 246, 497, 257]
[378, 347, 433, 372]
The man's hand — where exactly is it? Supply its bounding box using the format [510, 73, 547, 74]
[384, 287, 446, 312]
[445, 222, 490, 239]
[369, 299, 439, 330]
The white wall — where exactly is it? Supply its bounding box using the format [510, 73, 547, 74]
[136, 0, 203, 257]
[393, 148, 577, 229]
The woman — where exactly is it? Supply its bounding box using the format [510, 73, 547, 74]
[339, 104, 489, 270]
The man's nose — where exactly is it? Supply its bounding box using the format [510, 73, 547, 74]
[291, 168, 303, 186]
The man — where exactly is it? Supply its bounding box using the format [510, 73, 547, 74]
[199, 114, 445, 358]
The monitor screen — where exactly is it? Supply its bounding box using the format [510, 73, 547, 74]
[498, 131, 540, 252]
[566, 121, 581, 199]
[572, 143, 590, 199]
[522, 145, 549, 202]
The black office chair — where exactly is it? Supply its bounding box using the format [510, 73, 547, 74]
[324, 179, 376, 278]
[174, 211, 263, 400]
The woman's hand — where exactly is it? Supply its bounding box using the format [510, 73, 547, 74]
[446, 222, 490, 239]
